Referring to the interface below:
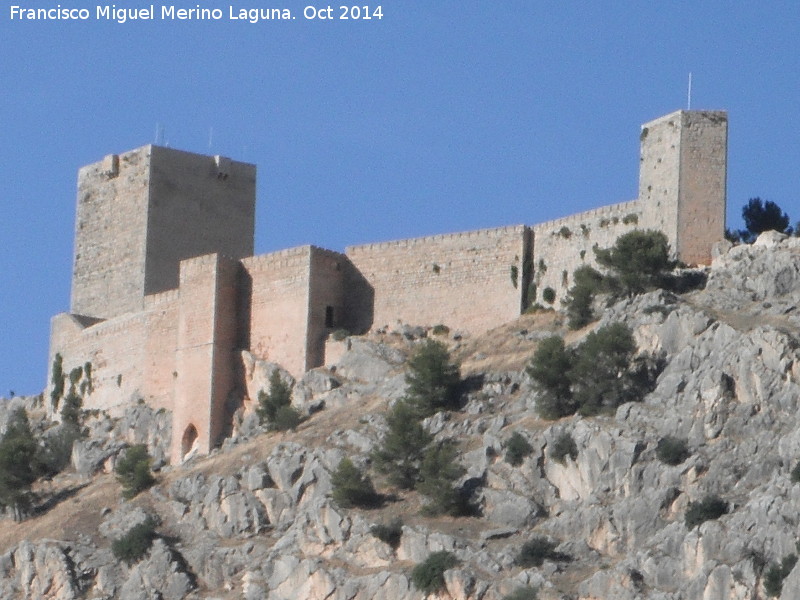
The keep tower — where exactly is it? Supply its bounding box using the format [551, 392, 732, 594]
[639, 110, 727, 265]
[70, 145, 256, 319]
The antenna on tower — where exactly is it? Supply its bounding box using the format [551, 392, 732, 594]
[208, 127, 213, 151]
[155, 123, 165, 145]
[687, 72, 692, 110]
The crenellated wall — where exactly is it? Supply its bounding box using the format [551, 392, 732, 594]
[346, 226, 532, 334]
[47, 109, 728, 464]
[531, 200, 643, 303]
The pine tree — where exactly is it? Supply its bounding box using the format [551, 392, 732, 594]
[403, 339, 461, 418]
[0, 408, 38, 519]
[372, 401, 432, 489]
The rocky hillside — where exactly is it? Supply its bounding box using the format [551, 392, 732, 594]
[5, 231, 800, 599]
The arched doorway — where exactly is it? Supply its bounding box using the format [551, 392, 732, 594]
[181, 424, 198, 460]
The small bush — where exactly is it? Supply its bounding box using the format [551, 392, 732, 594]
[541, 287, 556, 304]
[505, 431, 533, 467]
[411, 551, 460, 594]
[656, 436, 690, 466]
[431, 324, 450, 336]
[622, 213, 639, 225]
[331, 458, 380, 509]
[558, 226, 572, 239]
[685, 495, 728, 529]
[111, 516, 158, 565]
[272, 404, 302, 432]
[551, 433, 577, 465]
[116, 445, 156, 500]
[502, 586, 539, 600]
[510, 264, 519, 288]
[764, 563, 783, 596]
[257, 370, 292, 424]
[791, 462, 800, 483]
[370, 518, 403, 549]
[516, 536, 570, 567]
[764, 553, 797, 597]
[331, 328, 350, 341]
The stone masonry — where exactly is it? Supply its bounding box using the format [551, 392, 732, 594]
[47, 109, 727, 464]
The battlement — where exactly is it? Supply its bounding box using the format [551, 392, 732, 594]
[531, 200, 641, 234]
[346, 225, 528, 255]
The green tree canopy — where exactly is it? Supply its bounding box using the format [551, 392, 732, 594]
[372, 400, 432, 489]
[0, 408, 38, 519]
[331, 457, 380, 509]
[740, 197, 791, 241]
[116, 444, 156, 500]
[594, 230, 674, 296]
[403, 339, 461, 418]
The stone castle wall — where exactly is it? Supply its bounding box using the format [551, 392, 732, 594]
[531, 200, 642, 303]
[70, 146, 256, 320]
[71, 149, 151, 319]
[172, 254, 240, 461]
[47, 109, 728, 464]
[675, 112, 727, 265]
[345, 225, 531, 334]
[144, 147, 256, 296]
[242, 247, 316, 378]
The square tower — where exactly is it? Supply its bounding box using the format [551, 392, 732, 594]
[639, 110, 727, 265]
[70, 146, 256, 319]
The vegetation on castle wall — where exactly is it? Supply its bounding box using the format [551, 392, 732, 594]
[431, 324, 450, 336]
[510, 264, 519, 288]
[50, 354, 66, 410]
[542, 287, 556, 305]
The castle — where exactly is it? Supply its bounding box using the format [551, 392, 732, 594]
[47, 109, 727, 464]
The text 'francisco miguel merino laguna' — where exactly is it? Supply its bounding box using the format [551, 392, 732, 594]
[10, 5, 384, 23]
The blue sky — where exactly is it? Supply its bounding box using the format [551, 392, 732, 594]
[2, 2, 799, 395]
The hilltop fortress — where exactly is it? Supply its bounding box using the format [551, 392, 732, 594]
[48, 109, 727, 464]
